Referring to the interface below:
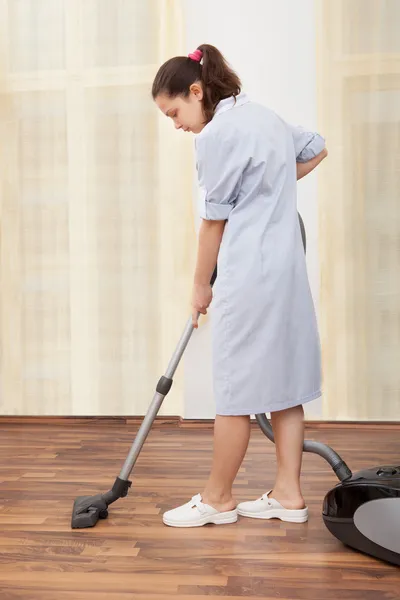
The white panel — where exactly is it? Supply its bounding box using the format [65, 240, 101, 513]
[82, 0, 159, 68]
[8, 0, 65, 72]
[85, 84, 159, 414]
[343, 0, 400, 55]
[13, 90, 70, 413]
[15, 91, 68, 206]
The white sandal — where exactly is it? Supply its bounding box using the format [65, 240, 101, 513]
[237, 490, 308, 523]
[163, 494, 238, 528]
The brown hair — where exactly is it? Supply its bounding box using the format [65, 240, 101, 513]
[151, 44, 241, 123]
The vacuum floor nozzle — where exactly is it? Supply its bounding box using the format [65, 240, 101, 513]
[71, 478, 132, 528]
[71, 494, 109, 529]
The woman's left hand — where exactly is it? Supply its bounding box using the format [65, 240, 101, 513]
[191, 283, 213, 328]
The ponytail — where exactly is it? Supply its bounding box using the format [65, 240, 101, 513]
[151, 44, 241, 123]
[196, 44, 241, 122]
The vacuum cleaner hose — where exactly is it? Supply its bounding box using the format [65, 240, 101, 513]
[255, 413, 352, 481]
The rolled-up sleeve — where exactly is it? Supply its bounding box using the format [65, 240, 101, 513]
[195, 129, 245, 220]
[290, 124, 326, 163]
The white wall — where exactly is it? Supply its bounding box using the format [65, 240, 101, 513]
[183, 0, 323, 419]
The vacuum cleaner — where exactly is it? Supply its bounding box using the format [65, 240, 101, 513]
[71, 214, 400, 569]
[257, 416, 400, 567]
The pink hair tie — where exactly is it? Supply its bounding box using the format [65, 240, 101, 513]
[188, 49, 203, 62]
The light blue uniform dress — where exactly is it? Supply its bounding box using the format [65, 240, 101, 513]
[195, 93, 324, 416]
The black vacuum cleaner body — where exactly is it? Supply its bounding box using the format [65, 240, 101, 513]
[323, 465, 400, 566]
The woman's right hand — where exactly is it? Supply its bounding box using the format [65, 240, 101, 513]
[191, 283, 213, 328]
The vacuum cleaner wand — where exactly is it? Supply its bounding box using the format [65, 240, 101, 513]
[71, 267, 218, 529]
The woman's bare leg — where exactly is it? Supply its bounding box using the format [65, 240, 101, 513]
[269, 405, 306, 509]
[201, 414, 251, 511]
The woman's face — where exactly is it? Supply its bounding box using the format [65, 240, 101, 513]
[155, 83, 206, 134]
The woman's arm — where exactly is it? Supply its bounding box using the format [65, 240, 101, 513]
[297, 148, 328, 180]
[191, 219, 226, 328]
[194, 219, 225, 284]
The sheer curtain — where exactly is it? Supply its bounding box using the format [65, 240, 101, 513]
[317, 0, 400, 420]
[0, 0, 195, 416]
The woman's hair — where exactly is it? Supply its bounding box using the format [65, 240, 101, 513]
[151, 44, 241, 123]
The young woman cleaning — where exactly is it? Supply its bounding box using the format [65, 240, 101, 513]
[152, 44, 327, 528]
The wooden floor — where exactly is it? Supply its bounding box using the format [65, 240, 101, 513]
[0, 419, 399, 599]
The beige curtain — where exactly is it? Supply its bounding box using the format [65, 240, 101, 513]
[317, 0, 400, 420]
[0, 0, 195, 416]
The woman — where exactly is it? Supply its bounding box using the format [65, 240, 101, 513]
[152, 44, 327, 528]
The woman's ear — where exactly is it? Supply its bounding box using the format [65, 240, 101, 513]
[190, 82, 204, 100]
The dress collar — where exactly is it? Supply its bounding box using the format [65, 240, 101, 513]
[214, 92, 250, 116]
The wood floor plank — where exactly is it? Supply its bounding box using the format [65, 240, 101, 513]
[0, 422, 399, 599]
[0, 594, 306, 600]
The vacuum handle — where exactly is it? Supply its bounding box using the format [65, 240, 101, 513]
[118, 266, 218, 482]
[210, 265, 218, 287]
